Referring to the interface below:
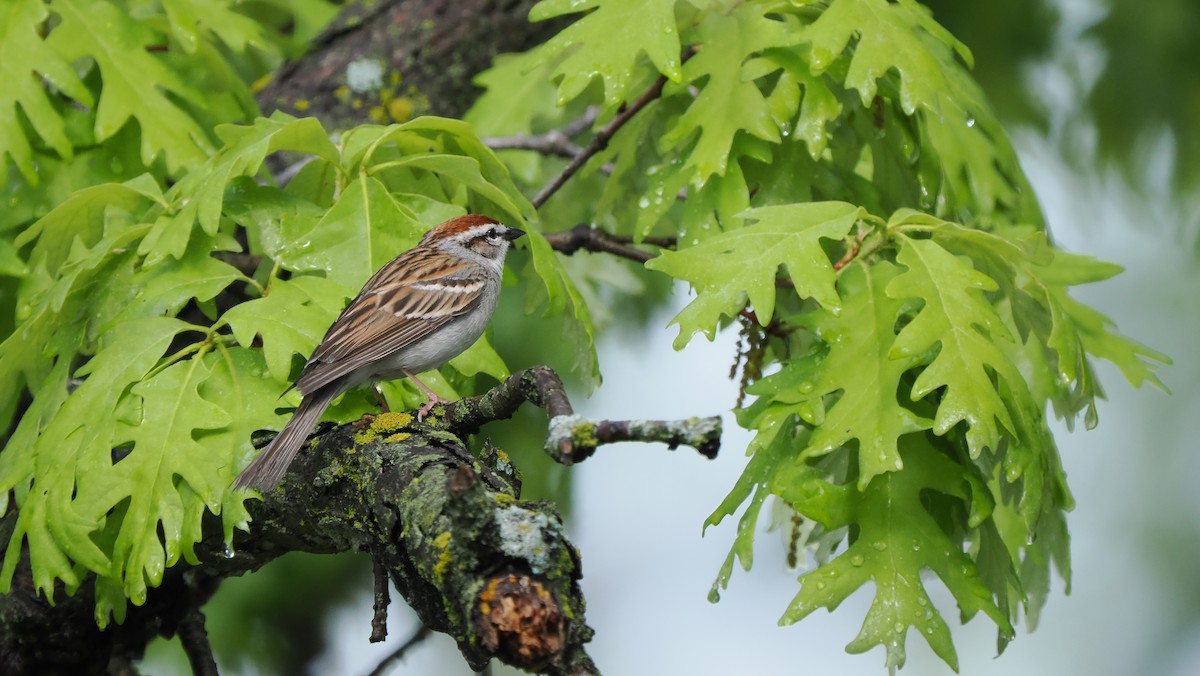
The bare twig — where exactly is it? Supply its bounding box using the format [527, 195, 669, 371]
[367, 625, 433, 676]
[370, 555, 391, 643]
[445, 366, 721, 465]
[483, 107, 599, 158]
[545, 415, 721, 463]
[543, 223, 677, 264]
[532, 52, 694, 209]
[178, 607, 219, 676]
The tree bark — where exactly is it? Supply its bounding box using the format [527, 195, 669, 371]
[259, 0, 565, 126]
[0, 367, 720, 674]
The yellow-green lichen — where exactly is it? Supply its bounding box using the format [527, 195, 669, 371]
[371, 411, 414, 432]
[433, 531, 453, 581]
[387, 97, 414, 122]
[384, 432, 411, 442]
[493, 493, 516, 506]
[293, 99, 311, 112]
[251, 73, 273, 93]
[368, 105, 387, 122]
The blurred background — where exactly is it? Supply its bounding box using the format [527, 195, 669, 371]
[142, 0, 1199, 672]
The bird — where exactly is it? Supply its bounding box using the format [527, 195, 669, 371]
[233, 214, 525, 491]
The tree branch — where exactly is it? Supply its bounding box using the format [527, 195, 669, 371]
[1, 366, 717, 675]
[258, 0, 565, 125]
[532, 50, 695, 209]
[445, 366, 722, 464]
[542, 223, 677, 264]
[368, 625, 433, 676]
[482, 107, 599, 158]
[177, 607, 219, 676]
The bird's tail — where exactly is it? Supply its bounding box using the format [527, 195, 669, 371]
[232, 388, 336, 492]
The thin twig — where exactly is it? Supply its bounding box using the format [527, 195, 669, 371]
[543, 223, 677, 264]
[444, 366, 721, 465]
[370, 555, 391, 643]
[178, 607, 219, 676]
[367, 625, 433, 676]
[482, 107, 599, 158]
[532, 51, 694, 209]
[545, 415, 722, 463]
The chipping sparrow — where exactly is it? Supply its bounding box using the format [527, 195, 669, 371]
[233, 214, 525, 491]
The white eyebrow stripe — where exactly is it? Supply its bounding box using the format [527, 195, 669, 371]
[410, 281, 482, 293]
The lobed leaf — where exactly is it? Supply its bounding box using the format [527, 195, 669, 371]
[886, 235, 1028, 457]
[660, 3, 797, 182]
[0, 0, 92, 183]
[750, 262, 931, 488]
[647, 202, 862, 348]
[530, 0, 683, 108]
[775, 437, 1010, 672]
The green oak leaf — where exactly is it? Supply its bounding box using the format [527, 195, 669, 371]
[77, 356, 231, 610]
[750, 262, 932, 487]
[661, 2, 797, 182]
[223, 275, 351, 383]
[0, 0, 93, 183]
[775, 437, 1010, 672]
[0, 317, 192, 598]
[275, 175, 423, 288]
[886, 235, 1028, 458]
[140, 114, 340, 264]
[47, 0, 212, 173]
[647, 202, 863, 348]
[530, 0, 683, 108]
[524, 230, 600, 385]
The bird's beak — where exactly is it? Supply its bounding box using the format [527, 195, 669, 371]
[504, 227, 526, 241]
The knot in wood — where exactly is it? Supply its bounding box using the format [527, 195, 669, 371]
[475, 573, 564, 667]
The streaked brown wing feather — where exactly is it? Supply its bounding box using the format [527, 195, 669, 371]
[293, 248, 485, 395]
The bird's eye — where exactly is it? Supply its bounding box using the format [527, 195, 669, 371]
[486, 228, 498, 239]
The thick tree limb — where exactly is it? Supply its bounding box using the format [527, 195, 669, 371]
[0, 366, 718, 674]
[258, 0, 565, 125]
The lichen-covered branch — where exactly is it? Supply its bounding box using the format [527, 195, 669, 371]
[1, 405, 597, 674]
[446, 366, 723, 464]
[257, 0, 565, 126]
[0, 366, 718, 674]
[544, 415, 721, 464]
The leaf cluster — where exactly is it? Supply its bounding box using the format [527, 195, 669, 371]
[0, 113, 598, 625]
[466, 0, 1169, 670]
[0, 0, 337, 236]
[0, 0, 1173, 670]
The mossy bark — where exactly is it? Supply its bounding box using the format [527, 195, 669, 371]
[258, 0, 565, 127]
[0, 410, 596, 674]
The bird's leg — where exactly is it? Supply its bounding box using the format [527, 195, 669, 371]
[403, 369, 450, 420]
[372, 386, 391, 413]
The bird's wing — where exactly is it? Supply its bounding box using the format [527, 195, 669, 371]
[293, 249, 486, 395]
